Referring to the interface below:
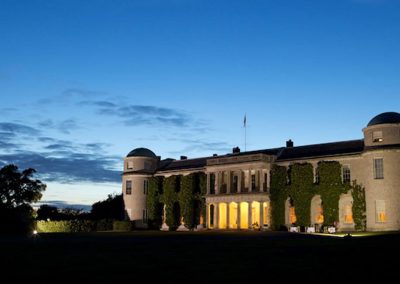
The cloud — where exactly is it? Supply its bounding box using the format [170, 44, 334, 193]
[58, 119, 79, 134]
[0, 151, 121, 184]
[62, 88, 107, 98]
[94, 103, 192, 127]
[34, 200, 92, 211]
[0, 122, 40, 136]
[38, 119, 79, 134]
[168, 138, 231, 156]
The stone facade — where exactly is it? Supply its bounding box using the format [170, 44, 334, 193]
[122, 112, 400, 232]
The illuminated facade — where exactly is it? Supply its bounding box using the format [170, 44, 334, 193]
[122, 112, 400, 231]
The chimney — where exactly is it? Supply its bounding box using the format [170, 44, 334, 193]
[180, 155, 187, 160]
[213, 154, 218, 157]
[232, 146, 241, 154]
[286, 139, 294, 148]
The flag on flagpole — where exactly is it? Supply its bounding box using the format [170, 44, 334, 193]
[243, 114, 247, 127]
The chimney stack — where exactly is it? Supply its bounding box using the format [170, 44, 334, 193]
[286, 139, 294, 148]
[232, 146, 241, 154]
[180, 156, 187, 160]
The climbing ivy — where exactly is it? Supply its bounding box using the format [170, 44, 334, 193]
[288, 163, 315, 227]
[197, 172, 207, 226]
[270, 165, 288, 230]
[351, 180, 366, 231]
[179, 174, 195, 229]
[316, 161, 347, 226]
[146, 176, 163, 228]
[160, 175, 179, 229]
[271, 161, 349, 229]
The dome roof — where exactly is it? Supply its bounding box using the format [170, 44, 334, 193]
[367, 112, 400, 127]
[126, 148, 157, 158]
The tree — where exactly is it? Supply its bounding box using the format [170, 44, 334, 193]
[37, 204, 59, 220]
[91, 193, 123, 220]
[0, 164, 46, 234]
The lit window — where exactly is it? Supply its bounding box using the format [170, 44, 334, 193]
[290, 207, 297, 224]
[315, 205, 324, 224]
[374, 158, 384, 179]
[372, 131, 383, 143]
[344, 204, 353, 224]
[143, 180, 148, 195]
[126, 181, 132, 195]
[342, 165, 351, 183]
[127, 161, 134, 169]
[376, 200, 386, 223]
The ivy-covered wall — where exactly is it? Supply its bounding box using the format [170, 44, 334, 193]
[147, 176, 163, 228]
[351, 180, 367, 231]
[160, 175, 180, 229]
[288, 163, 314, 227]
[179, 175, 195, 228]
[270, 165, 288, 230]
[270, 161, 363, 229]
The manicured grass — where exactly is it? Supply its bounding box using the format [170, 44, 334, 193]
[1, 230, 399, 282]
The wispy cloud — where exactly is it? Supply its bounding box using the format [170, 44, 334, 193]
[168, 138, 231, 156]
[62, 88, 107, 98]
[38, 119, 79, 134]
[0, 122, 40, 136]
[35, 200, 92, 211]
[0, 151, 121, 184]
[89, 102, 192, 127]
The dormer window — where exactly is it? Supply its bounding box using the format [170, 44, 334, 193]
[372, 131, 383, 143]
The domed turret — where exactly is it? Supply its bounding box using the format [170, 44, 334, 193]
[367, 112, 400, 127]
[127, 147, 157, 158]
[122, 147, 158, 228]
[363, 112, 400, 147]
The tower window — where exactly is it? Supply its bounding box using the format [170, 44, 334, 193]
[342, 165, 351, 183]
[374, 158, 384, 179]
[126, 181, 132, 195]
[376, 200, 386, 223]
[372, 131, 383, 143]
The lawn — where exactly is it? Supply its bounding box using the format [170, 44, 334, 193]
[1, 230, 399, 283]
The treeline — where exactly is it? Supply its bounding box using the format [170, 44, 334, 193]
[0, 164, 125, 235]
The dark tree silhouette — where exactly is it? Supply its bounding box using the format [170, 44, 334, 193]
[91, 193, 123, 220]
[36, 204, 59, 220]
[0, 164, 46, 234]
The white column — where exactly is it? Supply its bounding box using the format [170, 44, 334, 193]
[248, 202, 252, 229]
[206, 203, 210, 229]
[238, 171, 242, 193]
[227, 171, 231, 194]
[226, 203, 230, 229]
[248, 169, 252, 192]
[215, 203, 219, 229]
[259, 202, 264, 227]
[216, 172, 220, 194]
[237, 203, 241, 229]
[206, 173, 210, 195]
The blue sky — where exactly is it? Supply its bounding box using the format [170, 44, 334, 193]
[1, 0, 400, 210]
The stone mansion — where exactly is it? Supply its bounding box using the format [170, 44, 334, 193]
[122, 112, 400, 232]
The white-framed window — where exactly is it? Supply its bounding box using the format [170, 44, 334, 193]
[127, 161, 134, 170]
[342, 165, 351, 183]
[126, 180, 132, 195]
[374, 158, 384, 179]
[372, 131, 383, 143]
[143, 180, 148, 195]
[375, 200, 386, 223]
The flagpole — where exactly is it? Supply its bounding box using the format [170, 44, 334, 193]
[244, 114, 247, 152]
